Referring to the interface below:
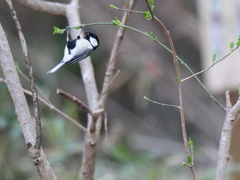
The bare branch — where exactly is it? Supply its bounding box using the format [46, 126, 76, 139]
[99, 0, 136, 107]
[57, 89, 94, 116]
[144, 1, 196, 178]
[216, 91, 240, 180]
[101, 69, 120, 95]
[144, 96, 180, 108]
[181, 46, 240, 82]
[6, 0, 42, 150]
[0, 23, 58, 180]
[0, 77, 88, 132]
[13, 0, 67, 16]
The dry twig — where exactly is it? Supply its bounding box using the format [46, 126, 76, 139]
[6, 0, 42, 150]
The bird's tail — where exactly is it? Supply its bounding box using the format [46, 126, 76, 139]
[47, 62, 64, 73]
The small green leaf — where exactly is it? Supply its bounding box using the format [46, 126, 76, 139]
[212, 53, 216, 63]
[238, 87, 240, 94]
[143, 31, 150, 36]
[53, 26, 65, 35]
[148, 0, 155, 10]
[189, 138, 194, 147]
[187, 155, 193, 164]
[230, 41, 234, 51]
[237, 36, 240, 46]
[150, 32, 157, 41]
[174, 77, 179, 83]
[109, 5, 117, 9]
[144, 11, 152, 20]
[112, 17, 122, 27]
[182, 162, 188, 166]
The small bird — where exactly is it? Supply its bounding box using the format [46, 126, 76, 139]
[47, 29, 99, 73]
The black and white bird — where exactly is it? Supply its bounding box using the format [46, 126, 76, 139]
[47, 28, 99, 73]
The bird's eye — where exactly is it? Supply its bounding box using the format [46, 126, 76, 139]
[77, 35, 80, 39]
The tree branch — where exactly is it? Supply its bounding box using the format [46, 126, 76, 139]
[57, 88, 95, 116]
[181, 46, 240, 82]
[6, 0, 42, 150]
[0, 78, 88, 132]
[98, 0, 136, 107]
[215, 91, 240, 180]
[144, 0, 196, 179]
[0, 23, 58, 180]
[13, 0, 66, 16]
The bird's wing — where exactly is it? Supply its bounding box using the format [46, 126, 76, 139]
[65, 48, 93, 65]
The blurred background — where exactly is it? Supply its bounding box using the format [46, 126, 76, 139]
[0, 0, 240, 179]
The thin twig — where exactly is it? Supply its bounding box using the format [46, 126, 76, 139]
[57, 89, 94, 116]
[0, 77, 87, 132]
[80, 22, 225, 110]
[155, 15, 196, 180]
[104, 111, 108, 142]
[99, 0, 136, 107]
[182, 46, 240, 82]
[18, 68, 52, 104]
[144, 0, 154, 20]
[144, 0, 196, 178]
[101, 69, 120, 95]
[56, 88, 104, 133]
[6, 0, 41, 150]
[144, 96, 180, 108]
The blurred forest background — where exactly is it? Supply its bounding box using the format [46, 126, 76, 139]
[0, 0, 240, 180]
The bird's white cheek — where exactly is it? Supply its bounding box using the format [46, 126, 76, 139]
[90, 37, 98, 47]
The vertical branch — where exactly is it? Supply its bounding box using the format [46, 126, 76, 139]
[156, 16, 196, 180]
[5, 0, 41, 150]
[0, 23, 58, 180]
[215, 91, 240, 180]
[144, 0, 196, 179]
[80, 1, 136, 179]
[99, 0, 136, 107]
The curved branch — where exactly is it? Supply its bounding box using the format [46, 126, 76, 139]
[13, 0, 66, 16]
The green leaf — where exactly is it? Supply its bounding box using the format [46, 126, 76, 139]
[230, 41, 234, 51]
[212, 53, 216, 63]
[174, 77, 179, 83]
[144, 11, 152, 20]
[237, 36, 240, 46]
[148, 0, 155, 10]
[143, 31, 150, 36]
[188, 138, 194, 148]
[150, 32, 157, 41]
[112, 17, 122, 27]
[53, 26, 65, 35]
[182, 162, 188, 166]
[187, 155, 193, 164]
[109, 4, 117, 9]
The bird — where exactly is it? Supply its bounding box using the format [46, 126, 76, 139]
[47, 30, 99, 73]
